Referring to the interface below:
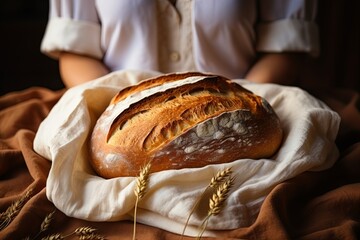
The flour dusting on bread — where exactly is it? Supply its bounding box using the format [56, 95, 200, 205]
[89, 72, 283, 178]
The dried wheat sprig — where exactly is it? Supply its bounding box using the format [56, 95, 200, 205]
[132, 162, 152, 240]
[0, 188, 33, 230]
[40, 210, 56, 233]
[134, 162, 151, 199]
[62, 226, 96, 238]
[75, 226, 105, 240]
[180, 168, 233, 239]
[74, 226, 97, 236]
[30, 210, 56, 240]
[42, 226, 105, 240]
[41, 233, 63, 240]
[196, 176, 235, 240]
[209, 168, 233, 188]
[78, 233, 106, 240]
[208, 176, 234, 216]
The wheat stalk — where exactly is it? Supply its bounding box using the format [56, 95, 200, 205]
[62, 226, 98, 239]
[28, 210, 56, 240]
[41, 226, 105, 240]
[0, 188, 32, 230]
[208, 177, 234, 215]
[78, 233, 105, 240]
[75, 227, 105, 240]
[180, 168, 232, 239]
[41, 233, 63, 240]
[74, 226, 97, 236]
[196, 176, 235, 240]
[132, 162, 152, 240]
[209, 168, 233, 188]
[40, 210, 56, 233]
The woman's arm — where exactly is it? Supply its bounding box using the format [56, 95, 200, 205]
[245, 53, 306, 85]
[59, 52, 110, 88]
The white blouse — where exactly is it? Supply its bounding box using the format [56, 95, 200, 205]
[41, 0, 319, 79]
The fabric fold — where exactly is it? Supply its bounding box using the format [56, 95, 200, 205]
[40, 17, 103, 59]
[33, 70, 340, 237]
[256, 19, 320, 56]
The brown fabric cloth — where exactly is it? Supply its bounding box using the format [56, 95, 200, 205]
[0, 86, 359, 240]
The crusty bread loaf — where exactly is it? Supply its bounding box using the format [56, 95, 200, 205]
[89, 72, 283, 178]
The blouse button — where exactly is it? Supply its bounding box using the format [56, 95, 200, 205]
[170, 52, 180, 62]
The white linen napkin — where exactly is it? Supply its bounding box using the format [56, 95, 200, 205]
[33, 70, 340, 237]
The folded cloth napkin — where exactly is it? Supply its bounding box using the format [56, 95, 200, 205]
[33, 70, 340, 237]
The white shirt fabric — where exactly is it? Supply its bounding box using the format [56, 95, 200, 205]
[41, 0, 319, 79]
[33, 70, 340, 237]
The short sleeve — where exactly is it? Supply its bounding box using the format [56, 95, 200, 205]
[40, 0, 103, 59]
[256, 0, 320, 56]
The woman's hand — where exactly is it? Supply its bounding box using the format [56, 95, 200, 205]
[59, 52, 110, 88]
[245, 53, 306, 85]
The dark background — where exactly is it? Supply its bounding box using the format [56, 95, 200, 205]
[0, 0, 358, 96]
[0, 1, 63, 96]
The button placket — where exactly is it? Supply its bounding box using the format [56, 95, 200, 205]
[168, 3, 181, 66]
[170, 51, 180, 62]
[157, 0, 196, 72]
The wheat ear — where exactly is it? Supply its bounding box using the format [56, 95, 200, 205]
[133, 162, 152, 240]
[78, 233, 106, 240]
[42, 226, 104, 240]
[0, 188, 32, 230]
[28, 210, 56, 240]
[209, 168, 233, 188]
[196, 176, 234, 240]
[40, 210, 56, 233]
[75, 226, 105, 240]
[41, 233, 63, 240]
[180, 168, 232, 239]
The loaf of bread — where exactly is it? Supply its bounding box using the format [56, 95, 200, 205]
[89, 72, 283, 178]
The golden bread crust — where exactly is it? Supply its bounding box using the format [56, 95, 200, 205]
[89, 72, 283, 178]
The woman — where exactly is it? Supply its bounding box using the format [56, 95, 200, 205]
[41, 0, 319, 87]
